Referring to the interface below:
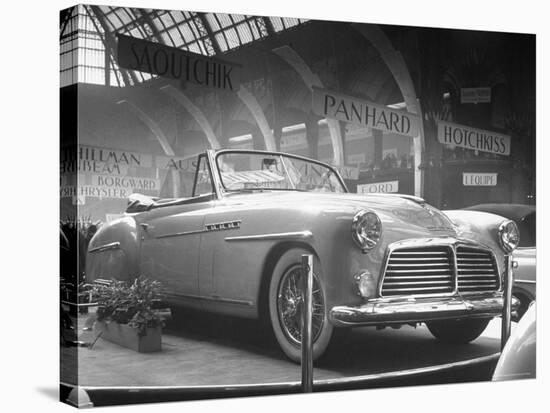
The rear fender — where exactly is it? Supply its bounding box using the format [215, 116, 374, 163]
[85, 216, 140, 282]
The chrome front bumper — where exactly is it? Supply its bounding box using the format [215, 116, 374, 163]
[329, 294, 520, 327]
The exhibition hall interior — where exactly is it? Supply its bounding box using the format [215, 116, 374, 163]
[59, 5, 536, 407]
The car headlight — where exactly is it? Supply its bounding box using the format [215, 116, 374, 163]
[351, 210, 382, 253]
[498, 220, 520, 253]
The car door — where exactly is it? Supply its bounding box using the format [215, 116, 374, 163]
[139, 154, 216, 303]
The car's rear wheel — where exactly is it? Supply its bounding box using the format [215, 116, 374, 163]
[426, 318, 490, 344]
[268, 249, 333, 363]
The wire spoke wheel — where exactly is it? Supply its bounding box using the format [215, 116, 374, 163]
[276, 265, 325, 346]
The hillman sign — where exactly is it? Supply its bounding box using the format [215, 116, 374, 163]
[117, 34, 241, 91]
[437, 121, 511, 156]
[312, 87, 420, 138]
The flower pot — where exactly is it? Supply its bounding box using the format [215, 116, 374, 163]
[95, 321, 161, 353]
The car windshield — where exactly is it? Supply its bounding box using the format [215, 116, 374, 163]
[216, 152, 347, 193]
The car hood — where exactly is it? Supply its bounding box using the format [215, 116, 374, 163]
[223, 191, 458, 237]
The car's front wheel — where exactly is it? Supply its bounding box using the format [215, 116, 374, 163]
[426, 318, 490, 344]
[268, 249, 333, 363]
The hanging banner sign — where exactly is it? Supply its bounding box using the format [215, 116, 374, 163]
[460, 87, 491, 104]
[156, 155, 196, 172]
[463, 173, 498, 186]
[357, 180, 399, 194]
[335, 165, 359, 180]
[437, 121, 511, 156]
[312, 87, 420, 138]
[347, 153, 366, 165]
[117, 34, 241, 91]
[60, 145, 152, 175]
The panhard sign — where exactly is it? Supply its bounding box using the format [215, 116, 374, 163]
[312, 87, 420, 138]
[117, 34, 241, 91]
[437, 121, 511, 156]
[463, 173, 498, 186]
[357, 180, 399, 194]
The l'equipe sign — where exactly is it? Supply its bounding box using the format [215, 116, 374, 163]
[463, 173, 498, 186]
[460, 87, 491, 104]
[437, 121, 511, 156]
[312, 87, 420, 138]
[357, 180, 399, 193]
[117, 34, 241, 91]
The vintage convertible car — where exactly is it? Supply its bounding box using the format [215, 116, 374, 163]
[86, 149, 520, 362]
[464, 203, 535, 320]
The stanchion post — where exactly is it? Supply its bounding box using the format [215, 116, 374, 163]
[301, 254, 313, 393]
[501, 254, 513, 350]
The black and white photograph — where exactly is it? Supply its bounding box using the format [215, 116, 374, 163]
[56, 2, 540, 408]
[0, 1, 543, 411]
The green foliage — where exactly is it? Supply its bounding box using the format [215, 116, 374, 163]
[93, 276, 165, 337]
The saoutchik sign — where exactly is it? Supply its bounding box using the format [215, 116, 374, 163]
[312, 87, 420, 138]
[437, 120, 511, 156]
[117, 34, 241, 91]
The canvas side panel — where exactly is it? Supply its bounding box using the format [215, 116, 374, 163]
[59, 4, 80, 406]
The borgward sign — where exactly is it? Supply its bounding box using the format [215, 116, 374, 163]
[117, 34, 241, 91]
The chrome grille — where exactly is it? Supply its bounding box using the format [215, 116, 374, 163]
[456, 246, 499, 293]
[381, 247, 454, 296]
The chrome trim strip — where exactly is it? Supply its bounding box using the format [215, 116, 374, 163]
[224, 230, 313, 242]
[515, 279, 536, 284]
[167, 292, 253, 306]
[88, 242, 121, 253]
[156, 229, 208, 239]
[451, 243, 459, 292]
[156, 220, 242, 239]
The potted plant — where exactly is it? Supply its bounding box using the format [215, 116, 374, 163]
[92, 276, 165, 353]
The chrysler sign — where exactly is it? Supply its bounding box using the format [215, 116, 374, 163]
[117, 34, 241, 91]
[437, 121, 511, 156]
[312, 88, 420, 138]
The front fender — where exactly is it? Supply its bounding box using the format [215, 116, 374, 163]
[443, 209, 509, 274]
[443, 210, 507, 251]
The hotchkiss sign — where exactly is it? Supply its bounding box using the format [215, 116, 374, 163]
[437, 120, 511, 156]
[117, 34, 241, 91]
[312, 87, 420, 138]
